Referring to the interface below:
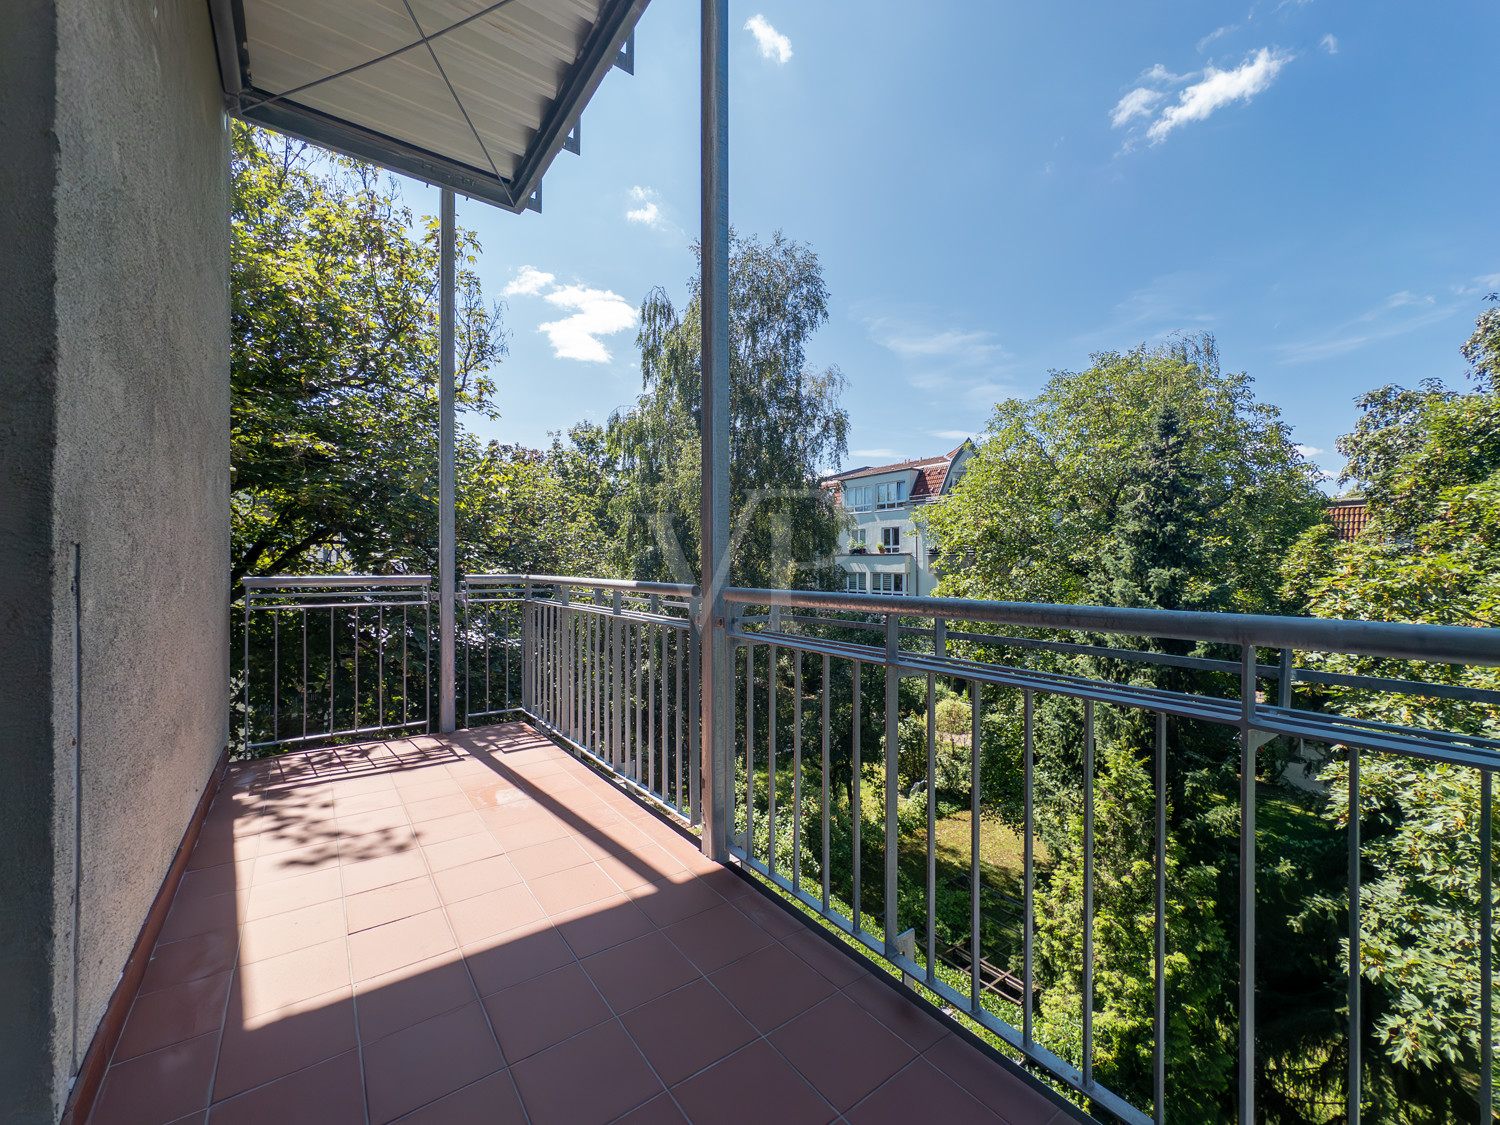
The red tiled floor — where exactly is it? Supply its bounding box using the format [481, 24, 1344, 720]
[84, 724, 1076, 1125]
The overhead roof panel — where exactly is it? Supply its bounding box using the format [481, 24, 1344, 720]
[208, 0, 647, 212]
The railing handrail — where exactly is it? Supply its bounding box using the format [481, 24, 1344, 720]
[465, 573, 701, 598]
[724, 586, 1500, 667]
[243, 574, 432, 589]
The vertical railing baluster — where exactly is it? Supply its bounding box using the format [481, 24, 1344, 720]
[377, 604, 384, 733]
[1155, 710, 1167, 1125]
[853, 660, 863, 932]
[926, 671, 936, 985]
[329, 605, 336, 737]
[1481, 767, 1492, 1124]
[242, 592, 251, 752]
[634, 618, 643, 781]
[793, 651, 803, 894]
[423, 589, 431, 731]
[689, 606, 701, 827]
[352, 605, 360, 733]
[649, 622, 657, 796]
[613, 591, 624, 772]
[768, 642, 777, 877]
[745, 641, 755, 858]
[676, 626, 685, 811]
[822, 653, 831, 913]
[304, 605, 310, 743]
[272, 608, 279, 742]
[884, 614, 899, 955]
[970, 679, 982, 1015]
[1239, 645, 1258, 1125]
[1348, 746, 1361, 1125]
[1023, 688, 1034, 1050]
[1083, 698, 1095, 1090]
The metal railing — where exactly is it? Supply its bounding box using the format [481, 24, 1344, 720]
[238, 572, 1500, 1123]
[718, 587, 1500, 1125]
[239, 575, 434, 753]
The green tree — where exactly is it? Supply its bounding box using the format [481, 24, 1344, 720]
[921, 335, 1325, 613]
[608, 231, 849, 590]
[230, 122, 505, 586]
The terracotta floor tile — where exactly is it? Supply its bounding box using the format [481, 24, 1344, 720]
[334, 787, 405, 815]
[208, 1048, 364, 1125]
[394, 778, 465, 803]
[671, 1040, 836, 1125]
[614, 1094, 690, 1125]
[529, 863, 622, 915]
[413, 811, 487, 845]
[363, 1002, 505, 1124]
[841, 976, 948, 1052]
[114, 972, 232, 1062]
[730, 891, 807, 939]
[349, 909, 456, 981]
[341, 849, 428, 896]
[336, 804, 411, 838]
[845, 1058, 1003, 1125]
[629, 874, 725, 928]
[768, 993, 916, 1113]
[620, 979, 758, 1086]
[242, 867, 342, 922]
[509, 1019, 663, 1125]
[463, 925, 575, 996]
[778, 929, 869, 988]
[710, 942, 838, 1032]
[482, 963, 611, 1062]
[432, 854, 522, 904]
[213, 988, 356, 1100]
[346, 875, 442, 933]
[157, 893, 238, 945]
[253, 842, 341, 884]
[354, 951, 474, 1042]
[445, 883, 547, 946]
[485, 811, 573, 851]
[90, 1032, 218, 1125]
[140, 929, 239, 995]
[255, 815, 340, 857]
[239, 899, 346, 965]
[176, 860, 253, 903]
[507, 835, 592, 880]
[663, 902, 774, 975]
[388, 1070, 527, 1125]
[236, 938, 352, 1018]
[551, 897, 656, 959]
[581, 931, 698, 1015]
[922, 1035, 1066, 1124]
[404, 793, 473, 822]
[465, 781, 531, 811]
[421, 831, 503, 872]
[338, 824, 420, 864]
[593, 848, 676, 891]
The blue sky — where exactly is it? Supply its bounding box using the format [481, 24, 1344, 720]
[426, 0, 1498, 487]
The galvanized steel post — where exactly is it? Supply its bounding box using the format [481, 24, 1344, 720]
[699, 0, 731, 860]
[438, 188, 457, 732]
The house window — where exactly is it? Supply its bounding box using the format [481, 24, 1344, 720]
[881, 527, 900, 550]
[843, 485, 872, 512]
[875, 481, 904, 509]
[849, 529, 866, 548]
[872, 573, 904, 595]
[844, 572, 867, 593]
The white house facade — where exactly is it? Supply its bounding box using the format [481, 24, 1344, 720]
[824, 442, 975, 597]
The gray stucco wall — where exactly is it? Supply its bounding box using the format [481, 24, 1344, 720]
[0, 0, 230, 1119]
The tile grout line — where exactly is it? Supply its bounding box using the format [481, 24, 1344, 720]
[201, 786, 257, 1123]
[331, 781, 373, 1125]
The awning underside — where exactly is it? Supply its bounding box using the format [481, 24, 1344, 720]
[209, 0, 645, 212]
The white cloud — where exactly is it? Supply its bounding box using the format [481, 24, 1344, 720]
[744, 14, 792, 63]
[1295, 444, 1326, 457]
[930, 430, 976, 442]
[625, 185, 664, 227]
[1112, 87, 1163, 128]
[1278, 292, 1457, 364]
[503, 265, 555, 297]
[537, 285, 636, 363]
[1197, 25, 1239, 52]
[1146, 48, 1291, 143]
[869, 322, 1007, 366]
[1320, 34, 1338, 54]
[850, 449, 901, 462]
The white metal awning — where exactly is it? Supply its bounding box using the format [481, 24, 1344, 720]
[207, 0, 647, 212]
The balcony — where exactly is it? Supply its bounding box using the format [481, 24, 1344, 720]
[84, 723, 1070, 1125]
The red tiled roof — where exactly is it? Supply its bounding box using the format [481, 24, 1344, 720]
[1329, 498, 1370, 541]
[825, 441, 973, 485]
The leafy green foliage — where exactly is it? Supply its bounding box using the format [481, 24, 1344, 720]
[608, 231, 849, 589]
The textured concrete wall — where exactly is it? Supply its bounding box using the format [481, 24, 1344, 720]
[0, 0, 229, 1119]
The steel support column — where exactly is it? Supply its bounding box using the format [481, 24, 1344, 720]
[438, 189, 457, 732]
[698, 0, 731, 860]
